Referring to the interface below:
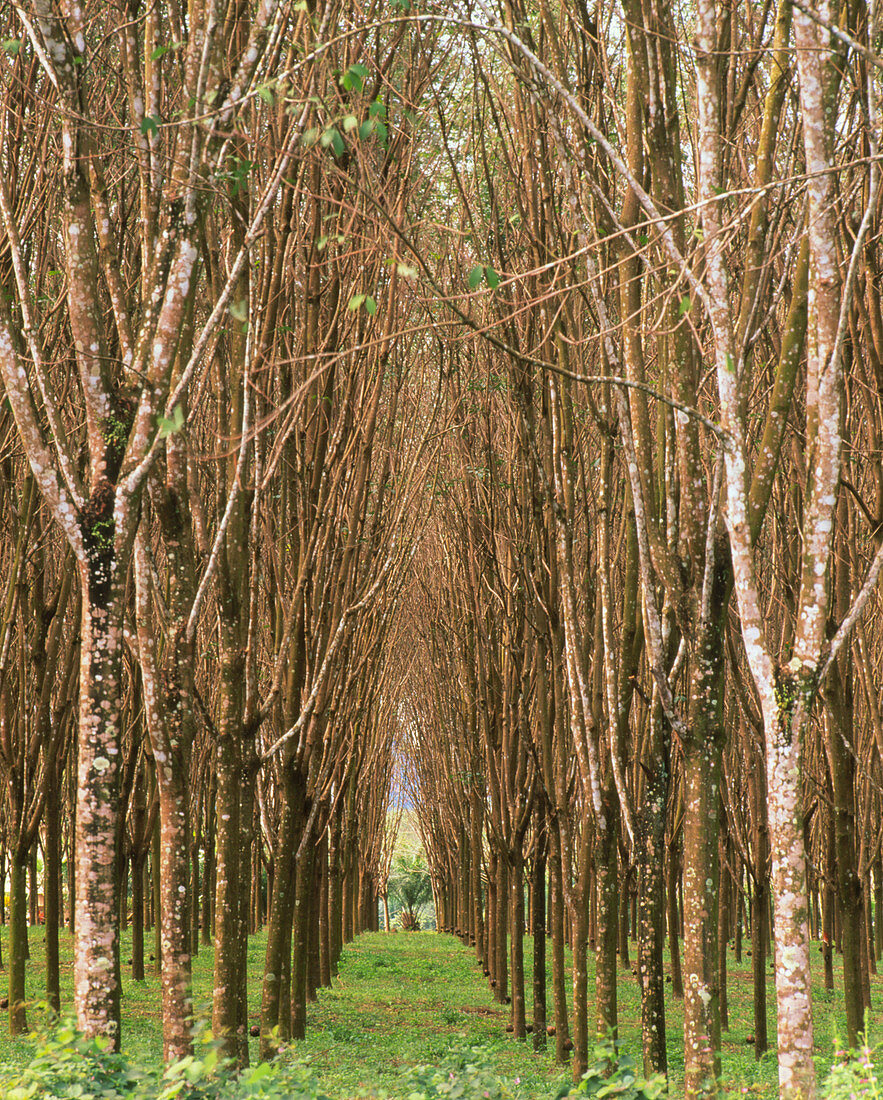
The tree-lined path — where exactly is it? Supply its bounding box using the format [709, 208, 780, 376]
[2, 1, 883, 1097]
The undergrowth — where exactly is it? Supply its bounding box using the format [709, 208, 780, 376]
[0, 927, 880, 1097]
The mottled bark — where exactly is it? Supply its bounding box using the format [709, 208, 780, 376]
[638, 701, 668, 1075]
[596, 792, 619, 1044]
[212, 728, 242, 1060]
[74, 577, 125, 1048]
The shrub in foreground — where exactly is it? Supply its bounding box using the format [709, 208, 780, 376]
[0, 1015, 330, 1100]
[822, 1037, 883, 1098]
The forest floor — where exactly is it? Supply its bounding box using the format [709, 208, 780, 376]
[0, 924, 879, 1097]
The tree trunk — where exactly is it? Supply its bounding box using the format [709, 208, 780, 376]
[595, 799, 619, 1044]
[532, 812, 547, 1052]
[550, 827, 571, 1065]
[682, 645, 724, 1098]
[74, 584, 125, 1047]
[212, 729, 242, 1061]
[509, 848, 526, 1039]
[45, 762, 63, 1014]
[718, 842, 729, 1033]
[8, 851, 28, 1035]
[638, 703, 668, 1075]
[291, 836, 316, 1040]
[668, 839, 684, 999]
[156, 772, 193, 1060]
[682, 741, 722, 1097]
[571, 829, 591, 1081]
[132, 853, 146, 982]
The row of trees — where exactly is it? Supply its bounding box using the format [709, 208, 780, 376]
[1, 0, 882, 1098]
[397, 2, 882, 1099]
[0, 0, 442, 1067]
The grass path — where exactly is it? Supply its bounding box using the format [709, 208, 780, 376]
[297, 932, 571, 1098]
[0, 924, 881, 1096]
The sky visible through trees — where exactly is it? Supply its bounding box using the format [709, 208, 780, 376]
[0, 1, 881, 1098]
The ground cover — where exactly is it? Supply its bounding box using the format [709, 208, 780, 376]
[0, 925, 879, 1096]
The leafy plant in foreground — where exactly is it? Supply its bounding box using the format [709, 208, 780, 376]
[0, 1016, 331, 1100]
[564, 1041, 666, 1100]
[401, 1044, 516, 1100]
[821, 1036, 883, 1098]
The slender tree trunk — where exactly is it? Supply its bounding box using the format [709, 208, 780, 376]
[237, 761, 256, 1066]
[532, 811, 547, 1051]
[291, 837, 316, 1040]
[682, 637, 725, 1097]
[638, 702, 668, 1075]
[509, 848, 526, 1039]
[718, 841, 729, 1033]
[319, 833, 331, 987]
[495, 856, 508, 1004]
[152, 823, 162, 976]
[190, 842, 199, 960]
[45, 761, 63, 1014]
[8, 851, 28, 1034]
[472, 803, 485, 967]
[329, 813, 343, 974]
[750, 743, 769, 1058]
[595, 797, 619, 1044]
[550, 827, 571, 1064]
[668, 839, 684, 999]
[202, 811, 214, 948]
[825, 700, 864, 1045]
[213, 729, 242, 1061]
[571, 829, 591, 1080]
[132, 853, 145, 982]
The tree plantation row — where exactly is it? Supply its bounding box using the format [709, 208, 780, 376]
[0, 1, 880, 1098]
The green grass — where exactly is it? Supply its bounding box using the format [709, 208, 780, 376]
[0, 922, 879, 1097]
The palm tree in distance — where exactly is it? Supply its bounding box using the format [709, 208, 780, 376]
[388, 852, 434, 930]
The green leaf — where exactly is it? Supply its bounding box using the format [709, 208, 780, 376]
[342, 114, 358, 133]
[139, 114, 161, 136]
[485, 266, 500, 289]
[150, 45, 169, 60]
[341, 63, 369, 93]
[468, 265, 484, 289]
[301, 127, 319, 146]
[320, 127, 344, 157]
[348, 294, 366, 311]
[2, 39, 21, 56]
[368, 100, 386, 119]
[678, 295, 691, 316]
[256, 82, 275, 104]
[158, 405, 185, 439]
[725, 352, 736, 374]
[364, 295, 377, 316]
[249, 1062, 273, 1082]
